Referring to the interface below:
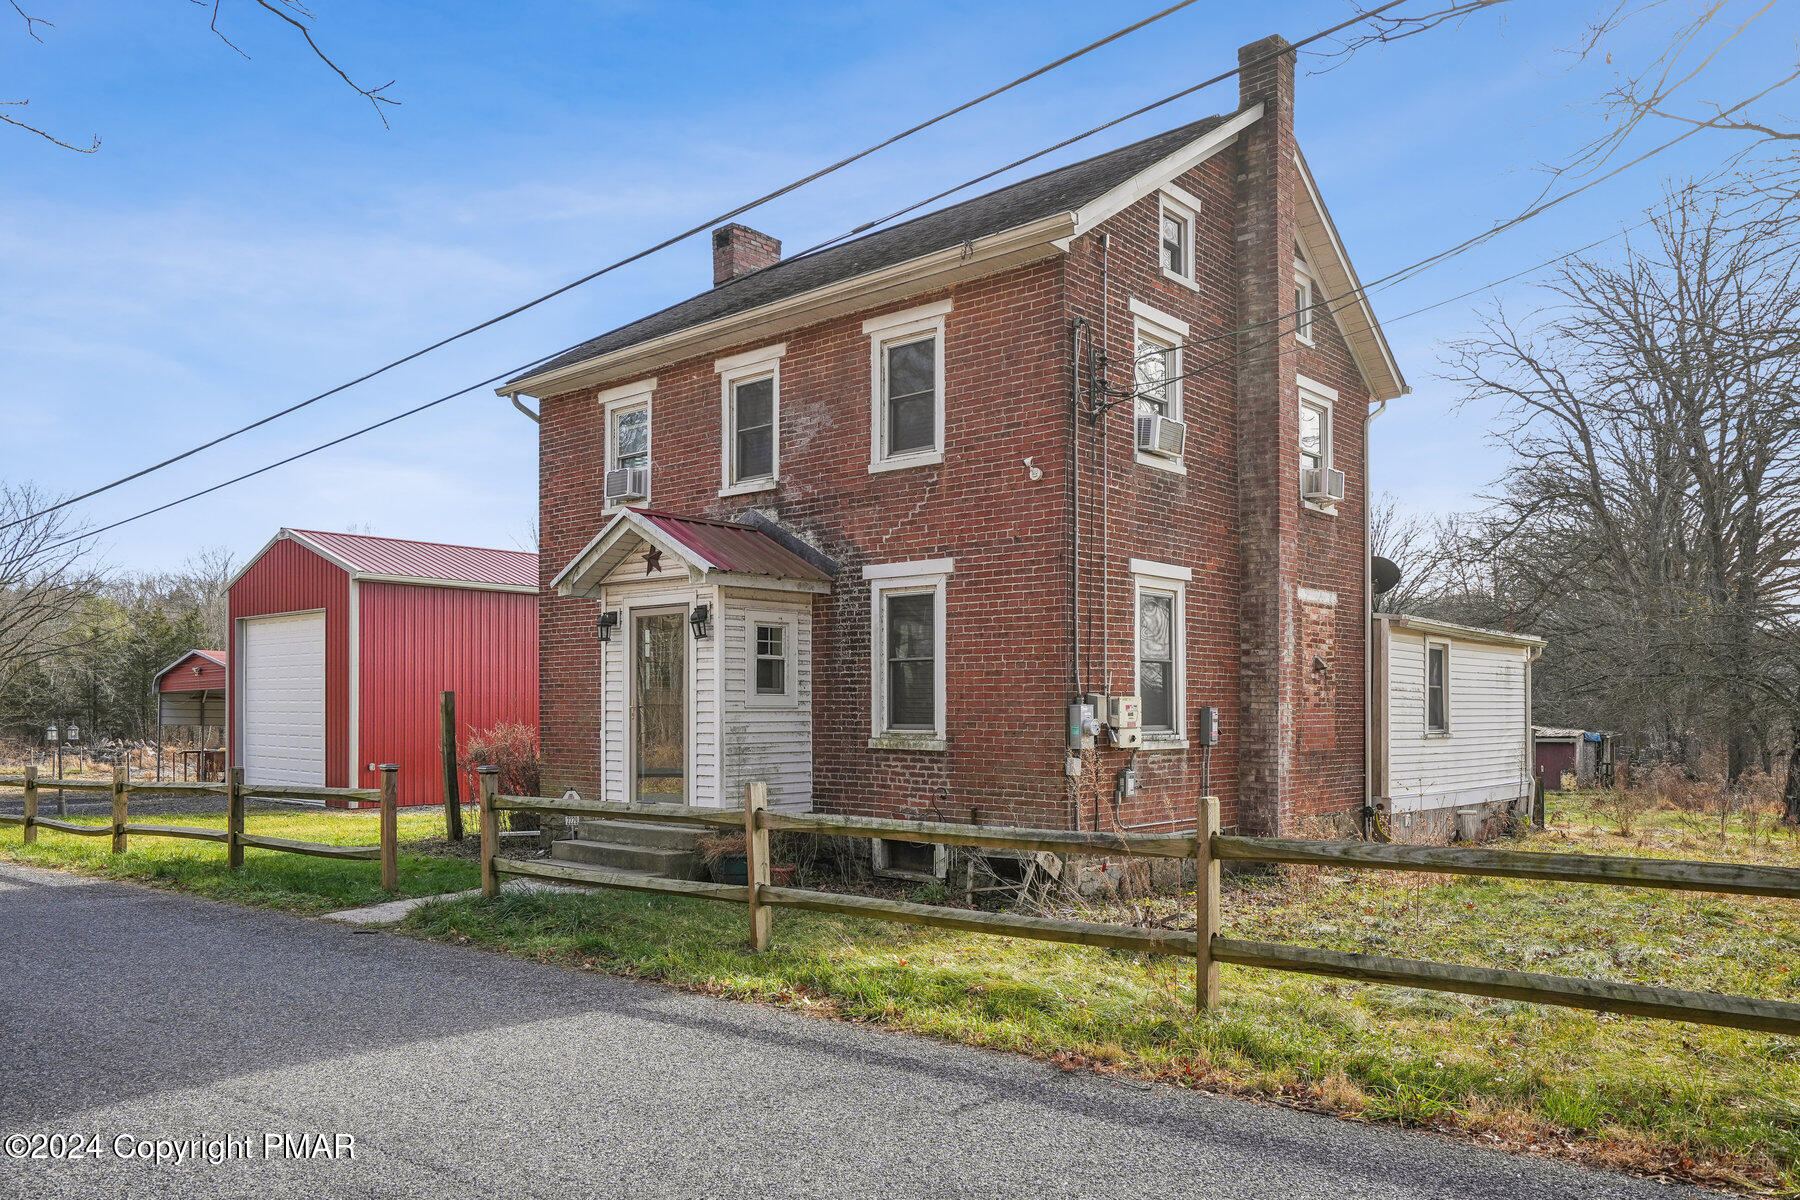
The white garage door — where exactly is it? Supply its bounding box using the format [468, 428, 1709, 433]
[239, 611, 327, 788]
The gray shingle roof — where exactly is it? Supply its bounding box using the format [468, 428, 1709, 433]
[512, 113, 1233, 385]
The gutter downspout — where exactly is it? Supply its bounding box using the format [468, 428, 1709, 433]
[1363, 395, 1388, 840]
[510, 394, 541, 423]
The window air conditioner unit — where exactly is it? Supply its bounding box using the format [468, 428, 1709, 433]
[604, 467, 649, 503]
[1135, 414, 1186, 459]
[1302, 467, 1346, 504]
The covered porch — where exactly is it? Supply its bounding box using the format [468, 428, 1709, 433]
[553, 508, 834, 811]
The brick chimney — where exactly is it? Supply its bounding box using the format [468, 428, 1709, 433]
[712, 223, 781, 286]
[1234, 35, 1302, 838]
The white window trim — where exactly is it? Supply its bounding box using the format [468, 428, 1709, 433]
[746, 609, 799, 709]
[599, 378, 655, 515]
[1425, 638, 1452, 736]
[1157, 186, 1201, 292]
[717, 344, 786, 497]
[1294, 249, 1317, 346]
[1131, 301, 1188, 475]
[1298, 375, 1337, 514]
[866, 300, 952, 473]
[864, 559, 952, 749]
[1133, 562, 1187, 749]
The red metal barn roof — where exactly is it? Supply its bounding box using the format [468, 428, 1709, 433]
[285, 529, 538, 589]
[630, 510, 833, 582]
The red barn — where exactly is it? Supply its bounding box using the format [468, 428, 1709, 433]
[227, 529, 538, 807]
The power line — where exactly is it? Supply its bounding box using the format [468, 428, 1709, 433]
[775, 0, 1413, 268]
[1129, 62, 1800, 394]
[46, 3, 1427, 550]
[4, 0, 1210, 534]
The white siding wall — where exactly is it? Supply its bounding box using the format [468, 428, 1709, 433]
[1386, 630, 1531, 813]
[598, 575, 720, 807]
[720, 591, 813, 812]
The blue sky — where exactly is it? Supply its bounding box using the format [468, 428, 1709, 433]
[2, 0, 1790, 572]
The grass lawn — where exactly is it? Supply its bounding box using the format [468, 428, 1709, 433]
[0, 807, 479, 912]
[400, 793, 1800, 1192]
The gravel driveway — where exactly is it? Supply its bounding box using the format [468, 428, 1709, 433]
[0, 861, 1711, 1200]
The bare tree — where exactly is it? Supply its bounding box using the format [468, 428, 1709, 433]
[6, 0, 396, 152]
[1370, 493, 1465, 614]
[1444, 182, 1800, 810]
[0, 481, 101, 695]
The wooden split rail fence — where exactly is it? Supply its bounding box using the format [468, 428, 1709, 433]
[476, 773, 1800, 1037]
[0, 764, 403, 889]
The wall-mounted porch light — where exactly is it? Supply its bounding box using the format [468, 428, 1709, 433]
[688, 602, 713, 640]
[596, 610, 620, 642]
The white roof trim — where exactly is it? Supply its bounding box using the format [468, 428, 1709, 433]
[1376, 611, 1545, 649]
[1292, 148, 1407, 401]
[1065, 105, 1261, 235]
[551, 509, 833, 598]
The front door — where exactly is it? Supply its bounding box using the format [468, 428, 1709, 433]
[632, 609, 687, 805]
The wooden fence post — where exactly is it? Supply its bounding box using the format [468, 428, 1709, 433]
[477, 766, 500, 899]
[744, 781, 770, 951]
[227, 766, 245, 870]
[379, 764, 399, 891]
[440, 691, 464, 842]
[111, 764, 128, 855]
[1533, 772, 1547, 829]
[22, 765, 37, 847]
[1194, 794, 1221, 1012]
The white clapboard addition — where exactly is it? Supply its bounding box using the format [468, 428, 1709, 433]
[720, 593, 813, 812]
[238, 611, 327, 787]
[1373, 613, 1544, 818]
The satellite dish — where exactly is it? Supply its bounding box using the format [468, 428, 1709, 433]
[1372, 556, 1402, 595]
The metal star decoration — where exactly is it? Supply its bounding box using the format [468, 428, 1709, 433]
[643, 547, 663, 575]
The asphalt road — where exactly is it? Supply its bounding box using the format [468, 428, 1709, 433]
[0, 862, 1710, 1200]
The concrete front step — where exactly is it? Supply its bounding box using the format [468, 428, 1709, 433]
[551, 838, 702, 878]
[572, 818, 706, 850]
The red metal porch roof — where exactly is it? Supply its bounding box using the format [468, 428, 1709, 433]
[629, 509, 833, 583]
[288, 529, 538, 589]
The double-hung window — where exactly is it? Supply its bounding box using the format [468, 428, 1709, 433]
[1130, 300, 1188, 427]
[744, 610, 800, 709]
[864, 559, 953, 747]
[613, 407, 648, 471]
[1300, 398, 1329, 475]
[866, 301, 950, 471]
[1294, 243, 1317, 345]
[755, 624, 786, 695]
[1135, 330, 1177, 419]
[1131, 559, 1189, 745]
[599, 378, 655, 509]
[717, 344, 785, 495]
[1425, 641, 1450, 734]
[1157, 185, 1200, 289]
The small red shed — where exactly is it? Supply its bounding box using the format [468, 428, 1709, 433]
[227, 529, 538, 807]
[153, 649, 228, 781]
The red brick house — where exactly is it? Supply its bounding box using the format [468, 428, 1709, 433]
[501, 36, 1406, 839]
